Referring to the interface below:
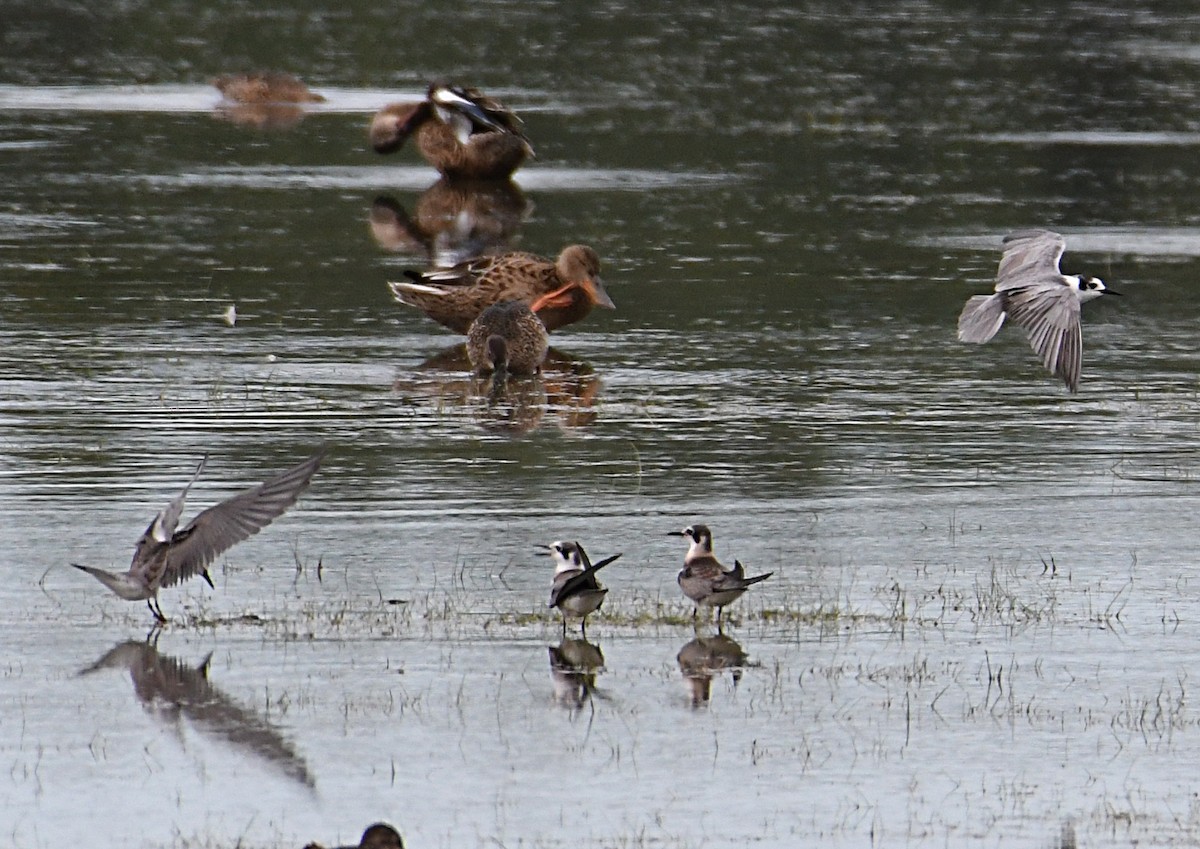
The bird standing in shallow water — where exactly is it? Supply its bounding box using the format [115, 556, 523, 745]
[389, 244, 614, 334]
[71, 449, 324, 623]
[958, 229, 1121, 393]
[669, 524, 772, 627]
[370, 82, 532, 180]
[540, 540, 621, 638]
[467, 300, 549, 380]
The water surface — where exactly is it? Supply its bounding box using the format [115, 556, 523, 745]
[6, 3, 1200, 848]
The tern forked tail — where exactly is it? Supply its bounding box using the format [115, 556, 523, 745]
[957, 293, 1006, 344]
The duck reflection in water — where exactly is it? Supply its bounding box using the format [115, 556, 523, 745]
[304, 822, 404, 849]
[392, 347, 602, 434]
[474, 371, 550, 434]
[210, 71, 326, 130]
[549, 637, 605, 712]
[677, 633, 751, 708]
[369, 179, 530, 267]
[80, 639, 315, 788]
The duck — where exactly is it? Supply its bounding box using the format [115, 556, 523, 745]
[389, 244, 613, 334]
[370, 82, 532, 180]
[467, 300, 549, 378]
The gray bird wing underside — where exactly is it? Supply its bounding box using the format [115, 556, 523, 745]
[1003, 284, 1083, 392]
[996, 230, 1066, 291]
[158, 450, 324, 589]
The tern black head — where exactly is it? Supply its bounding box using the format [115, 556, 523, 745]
[668, 524, 713, 549]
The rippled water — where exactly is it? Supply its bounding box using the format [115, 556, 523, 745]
[7, 3, 1200, 848]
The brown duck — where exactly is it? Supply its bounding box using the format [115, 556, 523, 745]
[389, 244, 614, 334]
[467, 300, 549, 377]
[370, 82, 533, 180]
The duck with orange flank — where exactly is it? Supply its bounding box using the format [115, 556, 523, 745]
[389, 244, 614, 334]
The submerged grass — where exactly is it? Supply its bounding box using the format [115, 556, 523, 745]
[109, 549, 1131, 648]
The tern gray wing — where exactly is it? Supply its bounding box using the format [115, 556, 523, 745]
[996, 230, 1067, 290]
[549, 568, 583, 608]
[549, 552, 621, 607]
[159, 449, 324, 589]
[1003, 283, 1083, 392]
[712, 566, 772, 592]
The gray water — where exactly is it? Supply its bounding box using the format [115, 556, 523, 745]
[6, 3, 1200, 847]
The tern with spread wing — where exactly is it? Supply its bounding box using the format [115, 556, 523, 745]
[958, 229, 1120, 392]
[72, 448, 324, 622]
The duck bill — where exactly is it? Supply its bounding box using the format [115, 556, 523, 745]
[588, 277, 616, 309]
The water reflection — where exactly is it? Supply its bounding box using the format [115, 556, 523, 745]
[212, 101, 311, 130]
[677, 633, 749, 708]
[80, 639, 315, 788]
[1055, 821, 1078, 849]
[369, 179, 530, 266]
[211, 71, 325, 130]
[473, 376, 547, 435]
[548, 637, 605, 712]
[393, 347, 601, 434]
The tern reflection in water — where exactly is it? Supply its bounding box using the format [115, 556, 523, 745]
[369, 179, 530, 267]
[80, 639, 315, 788]
[548, 637, 605, 712]
[677, 633, 751, 707]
